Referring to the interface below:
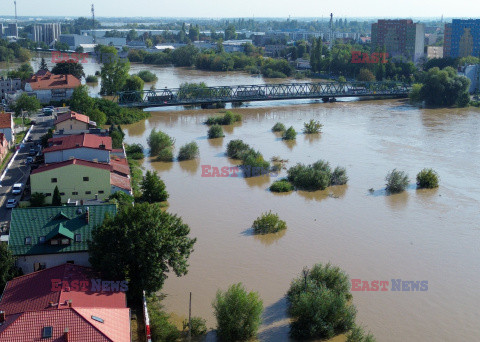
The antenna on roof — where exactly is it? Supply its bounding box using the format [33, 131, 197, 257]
[14, 1, 17, 23]
[91, 4, 96, 44]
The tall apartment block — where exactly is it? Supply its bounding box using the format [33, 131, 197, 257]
[32, 23, 61, 46]
[443, 19, 480, 58]
[371, 19, 425, 62]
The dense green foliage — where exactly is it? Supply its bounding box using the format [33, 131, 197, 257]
[0, 39, 31, 62]
[357, 68, 376, 81]
[85, 75, 98, 83]
[0, 243, 21, 293]
[30, 192, 46, 207]
[303, 119, 323, 134]
[109, 191, 134, 208]
[205, 111, 242, 125]
[177, 141, 199, 161]
[287, 263, 356, 340]
[346, 325, 377, 342]
[416, 168, 439, 189]
[212, 283, 263, 341]
[282, 126, 297, 140]
[147, 295, 181, 342]
[207, 124, 224, 139]
[99, 46, 131, 95]
[287, 161, 348, 190]
[241, 149, 270, 177]
[12, 93, 41, 117]
[226, 139, 250, 159]
[87, 108, 107, 127]
[137, 70, 158, 82]
[157, 147, 174, 162]
[413, 67, 470, 107]
[140, 170, 169, 203]
[252, 211, 287, 234]
[269, 179, 294, 192]
[52, 186, 62, 206]
[385, 169, 409, 193]
[182, 317, 208, 337]
[89, 202, 196, 297]
[147, 129, 175, 156]
[6, 63, 33, 81]
[125, 143, 144, 160]
[123, 75, 144, 92]
[51, 60, 85, 79]
[272, 122, 286, 132]
[109, 124, 125, 149]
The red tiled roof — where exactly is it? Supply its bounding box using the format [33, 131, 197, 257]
[43, 133, 112, 153]
[0, 308, 130, 342]
[110, 158, 130, 176]
[31, 159, 112, 175]
[55, 111, 91, 126]
[0, 113, 12, 129]
[110, 173, 131, 191]
[26, 71, 81, 90]
[0, 264, 127, 317]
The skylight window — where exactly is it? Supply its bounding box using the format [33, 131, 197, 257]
[91, 315, 104, 323]
[42, 326, 53, 338]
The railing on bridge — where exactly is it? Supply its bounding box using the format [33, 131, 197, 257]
[114, 82, 411, 107]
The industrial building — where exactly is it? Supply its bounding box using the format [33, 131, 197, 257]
[32, 23, 62, 46]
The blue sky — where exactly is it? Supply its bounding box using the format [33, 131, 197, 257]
[1, 0, 478, 18]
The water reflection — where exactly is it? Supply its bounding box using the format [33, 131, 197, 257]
[253, 229, 287, 246]
[329, 185, 348, 199]
[385, 191, 409, 209]
[207, 137, 224, 148]
[282, 139, 297, 150]
[151, 159, 174, 173]
[297, 189, 330, 202]
[179, 159, 200, 175]
[304, 133, 321, 145]
[125, 119, 147, 137]
[244, 174, 271, 188]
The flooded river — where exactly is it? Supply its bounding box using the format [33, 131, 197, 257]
[5, 55, 480, 341]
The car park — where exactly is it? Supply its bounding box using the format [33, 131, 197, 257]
[6, 199, 18, 209]
[12, 183, 23, 195]
[29, 148, 36, 156]
[26, 136, 33, 142]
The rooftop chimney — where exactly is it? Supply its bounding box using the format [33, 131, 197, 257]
[64, 327, 69, 342]
[68, 300, 72, 308]
[0, 311, 5, 323]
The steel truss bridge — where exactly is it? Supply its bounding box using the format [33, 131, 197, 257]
[114, 82, 411, 108]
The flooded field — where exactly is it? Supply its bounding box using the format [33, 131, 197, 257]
[123, 99, 480, 341]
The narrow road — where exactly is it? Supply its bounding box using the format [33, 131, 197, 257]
[0, 112, 53, 225]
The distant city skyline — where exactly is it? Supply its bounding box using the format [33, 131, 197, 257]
[0, 0, 478, 19]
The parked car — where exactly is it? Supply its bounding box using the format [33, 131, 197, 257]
[29, 148, 36, 156]
[12, 183, 23, 195]
[6, 199, 18, 209]
[26, 136, 33, 142]
[26, 156, 34, 164]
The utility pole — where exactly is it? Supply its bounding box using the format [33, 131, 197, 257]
[329, 13, 333, 50]
[188, 292, 192, 341]
[14, 1, 17, 23]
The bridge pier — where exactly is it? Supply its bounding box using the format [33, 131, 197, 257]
[322, 97, 337, 103]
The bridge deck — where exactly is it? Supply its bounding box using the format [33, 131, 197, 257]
[115, 82, 411, 108]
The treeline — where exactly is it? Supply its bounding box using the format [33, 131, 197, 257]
[0, 39, 31, 63]
[127, 44, 295, 78]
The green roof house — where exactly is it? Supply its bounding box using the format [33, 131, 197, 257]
[8, 204, 116, 274]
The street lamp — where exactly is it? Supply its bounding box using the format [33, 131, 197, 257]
[302, 266, 309, 292]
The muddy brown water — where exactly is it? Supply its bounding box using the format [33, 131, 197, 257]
[123, 99, 480, 342]
[4, 56, 480, 341]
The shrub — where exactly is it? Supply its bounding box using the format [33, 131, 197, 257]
[212, 283, 263, 341]
[140, 170, 169, 203]
[30, 192, 46, 207]
[385, 169, 409, 193]
[148, 296, 181, 342]
[282, 126, 297, 140]
[252, 211, 287, 234]
[137, 70, 158, 82]
[85, 75, 98, 83]
[226, 139, 250, 159]
[109, 191, 134, 208]
[331, 166, 348, 185]
[177, 141, 199, 161]
[207, 124, 224, 139]
[148, 129, 174, 156]
[241, 149, 270, 177]
[182, 317, 207, 336]
[287, 263, 356, 340]
[205, 111, 241, 125]
[270, 180, 294, 192]
[416, 168, 439, 189]
[303, 119, 323, 134]
[272, 122, 286, 132]
[52, 186, 62, 206]
[287, 163, 330, 190]
[157, 148, 174, 162]
[346, 325, 377, 342]
[125, 143, 144, 160]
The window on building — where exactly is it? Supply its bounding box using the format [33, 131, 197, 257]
[83, 177, 89, 181]
[39, 236, 46, 244]
[60, 192, 65, 196]
[66, 260, 74, 264]
[98, 190, 104, 194]
[25, 236, 32, 245]
[72, 191, 78, 195]
[85, 191, 91, 195]
[61, 238, 70, 245]
[50, 239, 58, 245]
[34, 263, 47, 272]
[42, 326, 53, 338]
[45, 193, 52, 197]
[51, 178, 57, 183]
[74, 234, 82, 242]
